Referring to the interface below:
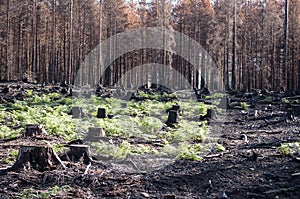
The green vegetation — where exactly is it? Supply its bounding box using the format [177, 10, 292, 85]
[93, 140, 152, 159]
[0, 90, 223, 161]
[135, 91, 176, 101]
[16, 186, 72, 199]
[281, 98, 289, 104]
[162, 143, 205, 161]
[3, 149, 19, 165]
[240, 102, 250, 110]
[279, 142, 300, 155]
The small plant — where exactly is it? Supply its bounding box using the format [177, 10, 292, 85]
[3, 149, 18, 165]
[9, 149, 19, 157]
[139, 91, 149, 99]
[281, 98, 289, 104]
[0, 126, 22, 139]
[240, 102, 250, 110]
[211, 92, 227, 98]
[94, 140, 146, 159]
[279, 143, 300, 155]
[17, 185, 72, 199]
[25, 89, 33, 96]
[170, 120, 208, 143]
[48, 92, 61, 99]
[162, 143, 204, 161]
[215, 143, 226, 152]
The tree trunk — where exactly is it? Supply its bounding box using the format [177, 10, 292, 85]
[231, 0, 237, 90]
[283, 0, 289, 89]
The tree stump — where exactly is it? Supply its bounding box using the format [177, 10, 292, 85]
[97, 108, 107, 118]
[72, 106, 83, 118]
[200, 109, 215, 121]
[68, 145, 91, 164]
[121, 102, 128, 108]
[85, 127, 106, 141]
[292, 105, 300, 116]
[11, 146, 65, 171]
[24, 124, 48, 137]
[166, 110, 179, 127]
[218, 97, 229, 109]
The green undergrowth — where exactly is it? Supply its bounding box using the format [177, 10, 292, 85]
[0, 90, 224, 161]
[136, 91, 176, 101]
[16, 185, 73, 199]
[279, 142, 300, 156]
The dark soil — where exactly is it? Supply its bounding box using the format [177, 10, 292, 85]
[0, 83, 299, 199]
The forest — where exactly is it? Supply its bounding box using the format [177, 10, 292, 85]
[0, 0, 299, 91]
[0, 0, 300, 198]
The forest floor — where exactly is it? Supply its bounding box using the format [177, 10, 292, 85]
[0, 83, 299, 199]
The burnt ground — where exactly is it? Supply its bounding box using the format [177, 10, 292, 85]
[0, 84, 299, 198]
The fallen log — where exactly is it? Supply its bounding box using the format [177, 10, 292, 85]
[241, 130, 283, 135]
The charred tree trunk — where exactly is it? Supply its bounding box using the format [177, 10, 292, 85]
[283, 0, 289, 89]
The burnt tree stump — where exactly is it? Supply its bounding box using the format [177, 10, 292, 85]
[97, 108, 107, 118]
[11, 146, 65, 171]
[166, 110, 179, 127]
[72, 107, 83, 118]
[292, 105, 300, 116]
[68, 144, 91, 164]
[167, 104, 182, 114]
[121, 102, 128, 108]
[200, 109, 215, 121]
[85, 127, 106, 141]
[218, 97, 229, 109]
[24, 124, 48, 137]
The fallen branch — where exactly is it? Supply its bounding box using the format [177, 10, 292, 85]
[292, 173, 300, 177]
[239, 142, 281, 149]
[241, 130, 283, 135]
[83, 162, 92, 175]
[203, 151, 231, 159]
[265, 185, 300, 194]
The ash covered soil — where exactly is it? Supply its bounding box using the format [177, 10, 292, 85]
[0, 83, 299, 199]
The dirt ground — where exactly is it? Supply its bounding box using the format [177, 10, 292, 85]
[0, 85, 299, 198]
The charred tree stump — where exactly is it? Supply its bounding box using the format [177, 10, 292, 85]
[121, 102, 128, 108]
[166, 105, 182, 116]
[292, 105, 300, 116]
[72, 107, 83, 118]
[11, 146, 65, 171]
[166, 110, 179, 127]
[68, 145, 91, 164]
[24, 124, 47, 137]
[218, 97, 229, 109]
[85, 127, 106, 141]
[200, 109, 215, 121]
[97, 108, 107, 118]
